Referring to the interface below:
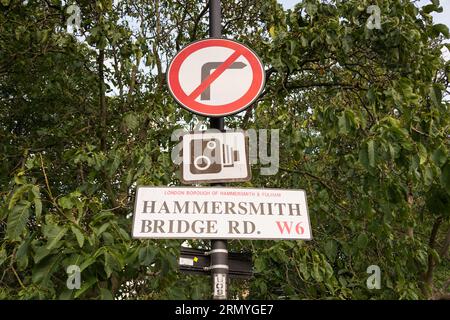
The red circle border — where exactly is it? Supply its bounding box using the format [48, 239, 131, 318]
[167, 39, 265, 117]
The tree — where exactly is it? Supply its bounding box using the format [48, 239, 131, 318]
[0, 0, 449, 300]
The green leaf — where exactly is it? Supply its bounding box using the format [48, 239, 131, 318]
[289, 40, 297, 55]
[32, 255, 59, 284]
[16, 239, 31, 270]
[79, 256, 96, 272]
[33, 246, 52, 264]
[102, 232, 114, 245]
[117, 227, 131, 241]
[1, 0, 10, 6]
[259, 281, 268, 295]
[368, 140, 376, 167]
[430, 84, 442, 107]
[191, 283, 202, 300]
[31, 186, 42, 220]
[430, 248, 441, 265]
[34, 198, 42, 219]
[0, 246, 8, 267]
[71, 226, 85, 248]
[14, 173, 26, 185]
[338, 113, 349, 134]
[300, 36, 308, 47]
[367, 88, 376, 103]
[418, 143, 428, 165]
[138, 246, 156, 266]
[359, 144, 369, 170]
[269, 25, 276, 38]
[312, 261, 323, 282]
[424, 166, 434, 186]
[323, 260, 334, 278]
[299, 261, 309, 280]
[254, 257, 266, 273]
[123, 113, 139, 130]
[422, 4, 441, 14]
[305, 3, 317, 16]
[94, 222, 110, 236]
[6, 200, 31, 241]
[74, 277, 97, 298]
[104, 250, 122, 277]
[99, 288, 114, 300]
[388, 143, 397, 160]
[433, 24, 449, 38]
[440, 162, 450, 193]
[44, 224, 68, 250]
[416, 249, 427, 266]
[356, 233, 369, 249]
[324, 240, 337, 261]
[8, 185, 31, 210]
[432, 147, 447, 167]
[58, 196, 74, 209]
[59, 289, 74, 300]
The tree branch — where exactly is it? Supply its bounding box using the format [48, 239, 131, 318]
[97, 48, 107, 151]
[439, 225, 450, 258]
[190, 0, 210, 42]
[423, 216, 443, 296]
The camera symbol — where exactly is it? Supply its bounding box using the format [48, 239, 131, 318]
[190, 138, 240, 175]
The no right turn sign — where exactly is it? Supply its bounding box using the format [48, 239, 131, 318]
[167, 39, 265, 117]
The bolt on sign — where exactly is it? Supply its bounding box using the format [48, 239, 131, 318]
[167, 38, 265, 117]
[132, 187, 312, 240]
[180, 131, 251, 184]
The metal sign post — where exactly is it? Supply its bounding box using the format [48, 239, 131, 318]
[130, 0, 314, 303]
[209, 0, 228, 300]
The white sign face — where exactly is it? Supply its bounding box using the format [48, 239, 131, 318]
[181, 131, 251, 184]
[179, 46, 252, 105]
[179, 257, 194, 267]
[132, 187, 312, 240]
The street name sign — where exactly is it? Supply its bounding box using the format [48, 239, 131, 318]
[167, 38, 265, 117]
[132, 187, 312, 240]
[180, 131, 251, 184]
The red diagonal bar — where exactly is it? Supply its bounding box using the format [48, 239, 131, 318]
[188, 50, 242, 100]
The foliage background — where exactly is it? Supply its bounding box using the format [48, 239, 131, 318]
[0, 0, 449, 299]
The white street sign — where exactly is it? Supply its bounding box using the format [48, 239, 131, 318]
[181, 131, 250, 184]
[132, 187, 312, 240]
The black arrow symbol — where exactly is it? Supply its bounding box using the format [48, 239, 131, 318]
[200, 61, 247, 100]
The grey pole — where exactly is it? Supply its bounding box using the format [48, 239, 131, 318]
[209, 0, 228, 300]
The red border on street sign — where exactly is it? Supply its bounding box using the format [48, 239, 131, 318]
[167, 39, 265, 117]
